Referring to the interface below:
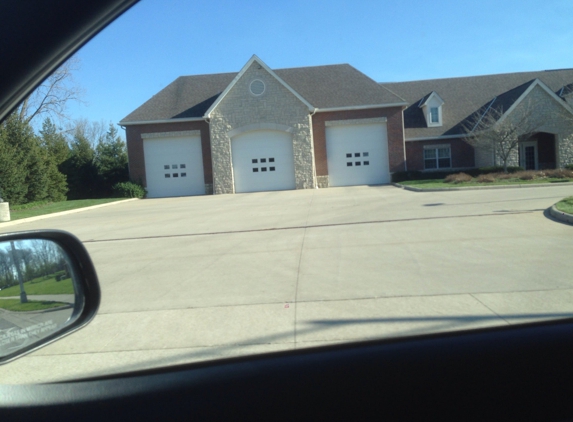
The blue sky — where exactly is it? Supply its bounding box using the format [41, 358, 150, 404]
[65, 0, 573, 134]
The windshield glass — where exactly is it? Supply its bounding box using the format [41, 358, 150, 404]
[1, 0, 572, 384]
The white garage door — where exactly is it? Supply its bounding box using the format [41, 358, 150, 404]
[143, 136, 205, 198]
[326, 123, 390, 187]
[231, 130, 296, 193]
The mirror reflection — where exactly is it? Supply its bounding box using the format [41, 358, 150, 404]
[0, 239, 78, 359]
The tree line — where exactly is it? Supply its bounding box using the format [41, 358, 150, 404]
[0, 240, 67, 289]
[0, 56, 132, 205]
[0, 114, 129, 205]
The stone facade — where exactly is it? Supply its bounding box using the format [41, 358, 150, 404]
[208, 62, 315, 194]
[560, 133, 573, 166]
[517, 84, 573, 167]
[316, 175, 329, 188]
[470, 84, 573, 169]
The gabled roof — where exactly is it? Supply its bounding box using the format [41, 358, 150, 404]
[418, 91, 444, 108]
[204, 55, 314, 117]
[121, 61, 406, 124]
[381, 68, 573, 140]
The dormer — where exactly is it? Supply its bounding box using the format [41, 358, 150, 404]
[557, 84, 573, 107]
[418, 91, 444, 127]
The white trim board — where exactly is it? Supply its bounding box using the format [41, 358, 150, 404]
[141, 130, 201, 139]
[119, 117, 205, 126]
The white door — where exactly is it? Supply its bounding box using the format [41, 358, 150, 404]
[143, 136, 205, 198]
[231, 130, 296, 193]
[326, 123, 390, 187]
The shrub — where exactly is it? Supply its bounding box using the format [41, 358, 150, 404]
[543, 169, 573, 179]
[444, 173, 473, 184]
[112, 181, 146, 199]
[565, 164, 573, 171]
[513, 171, 537, 180]
[478, 166, 523, 174]
[491, 172, 513, 180]
[476, 174, 496, 183]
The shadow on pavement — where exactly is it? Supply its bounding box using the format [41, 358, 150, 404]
[70, 311, 573, 381]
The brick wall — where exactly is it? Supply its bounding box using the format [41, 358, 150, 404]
[125, 120, 212, 189]
[406, 138, 474, 171]
[311, 107, 405, 177]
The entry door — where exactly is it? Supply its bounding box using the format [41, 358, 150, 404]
[520, 141, 538, 170]
[231, 131, 296, 193]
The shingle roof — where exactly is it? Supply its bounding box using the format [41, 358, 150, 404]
[275, 65, 405, 109]
[121, 64, 406, 123]
[381, 69, 573, 139]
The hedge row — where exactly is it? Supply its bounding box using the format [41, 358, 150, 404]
[391, 166, 525, 183]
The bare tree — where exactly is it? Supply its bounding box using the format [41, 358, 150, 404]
[67, 118, 107, 147]
[16, 56, 84, 126]
[462, 101, 543, 173]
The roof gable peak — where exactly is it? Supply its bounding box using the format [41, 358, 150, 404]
[204, 55, 314, 118]
[418, 91, 444, 107]
[496, 78, 573, 124]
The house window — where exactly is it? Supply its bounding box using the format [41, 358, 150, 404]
[424, 146, 451, 169]
[430, 107, 439, 124]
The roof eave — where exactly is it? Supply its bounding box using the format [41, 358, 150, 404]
[405, 133, 470, 141]
[315, 103, 408, 113]
[119, 117, 206, 126]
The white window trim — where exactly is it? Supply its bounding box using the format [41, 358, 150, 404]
[426, 105, 442, 127]
[419, 91, 444, 127]
[423, 144, 452, 170]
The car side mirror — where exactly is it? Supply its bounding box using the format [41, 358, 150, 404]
[0, 230, 100, 364]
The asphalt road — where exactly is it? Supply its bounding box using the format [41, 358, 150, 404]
[0, 184, 572, 383]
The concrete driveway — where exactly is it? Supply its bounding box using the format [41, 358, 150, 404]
[0, 184, 572, 383]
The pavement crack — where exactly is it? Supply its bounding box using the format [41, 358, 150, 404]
[293, 190, 315, 345]
[469, 294, 511, 325]
[81, 210, 538, 244]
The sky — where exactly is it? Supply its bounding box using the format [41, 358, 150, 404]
[63, 0, 573, 135]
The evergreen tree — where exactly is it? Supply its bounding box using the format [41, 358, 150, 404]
[0, 114, 50, 204]
[60, 130, 98, 199]
[38, 118, 69, 201]
[95, 123, 129, 196]
[0, 119, 28, 204]
[40, 118, 70, 165]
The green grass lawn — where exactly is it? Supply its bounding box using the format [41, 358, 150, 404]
[0, 298, 68, 312]
[7, 198, 126, 221]
[0, 275, 73, 297]
[555, 197, 573, 214]
[400, 178, 573, 189]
